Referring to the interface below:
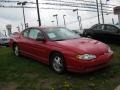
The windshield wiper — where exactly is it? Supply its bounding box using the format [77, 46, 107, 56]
[71, 38, 80, 39]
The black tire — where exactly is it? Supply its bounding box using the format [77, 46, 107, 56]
[13, 44, 20, 56]
[50, 53, 65, 74]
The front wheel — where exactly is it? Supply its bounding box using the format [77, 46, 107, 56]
[13, 45, 20, 56]
[50, 53, 65, 74]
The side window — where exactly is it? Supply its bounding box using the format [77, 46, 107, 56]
[105, 25, 118, 33]
[93, 25, 104, 30]
[22, 29, 29, 38]
[29, 28, 44, 40]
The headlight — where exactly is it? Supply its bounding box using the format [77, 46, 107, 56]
[76, 54, 96, 60]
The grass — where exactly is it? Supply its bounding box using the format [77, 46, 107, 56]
[0, 44, 120, 90]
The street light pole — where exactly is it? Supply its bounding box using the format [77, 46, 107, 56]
[17, 1, 27, 29]
[53, 14, 58, 26]
[63, 15, 66, 27]
[36, 0, 41, 26]
[100, 0, 104, 24]
[73, 9, 81, 30]
[22, 5, 26, 28]
[96, 0, 100, 24]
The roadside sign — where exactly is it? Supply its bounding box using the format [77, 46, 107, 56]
[114, 6, 120, 14]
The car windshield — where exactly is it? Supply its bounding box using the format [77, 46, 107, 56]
[44, 27, 80, 41]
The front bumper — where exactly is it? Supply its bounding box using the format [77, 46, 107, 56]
[66, 52, 113, 73]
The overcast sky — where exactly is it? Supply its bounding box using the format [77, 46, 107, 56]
[0, 0, 120, 33]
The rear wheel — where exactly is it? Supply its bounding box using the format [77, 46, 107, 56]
[50, 53, 65, 74]
[13, 45, 20, 56]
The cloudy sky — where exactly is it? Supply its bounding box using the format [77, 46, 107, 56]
[0, 0, 120, 34]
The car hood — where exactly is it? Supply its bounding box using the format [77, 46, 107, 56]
[55, 38, 108, 55]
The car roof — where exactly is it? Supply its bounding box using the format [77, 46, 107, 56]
[94, 24, 118, 26]
[91, 24, 119, 28]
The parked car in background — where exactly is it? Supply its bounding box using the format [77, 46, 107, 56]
[10, 27, 113, 73]
[83, 24, 120, 42]
[0, 32, 9, 46]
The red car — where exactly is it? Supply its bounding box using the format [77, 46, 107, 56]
[10, 27, 113, 73]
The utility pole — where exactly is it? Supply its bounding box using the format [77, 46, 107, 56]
[96, 0, 100, 24]
[100, 0, 104, 24]
[53, 14, 58, 26]
[36, 0, 41, 26]
[73, 9, 81, 30]
[63, 15, 66, 27]
[17, 1, 27, 29]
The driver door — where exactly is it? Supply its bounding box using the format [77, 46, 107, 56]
[92, 24, 105, 40]
[26, 28, 49, 63]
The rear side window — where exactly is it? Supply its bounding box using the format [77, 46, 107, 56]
[105, 25, 118, 33]
[23, 29, 29, 38]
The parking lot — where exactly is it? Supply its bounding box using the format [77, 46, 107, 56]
[0, 43, 120, 90]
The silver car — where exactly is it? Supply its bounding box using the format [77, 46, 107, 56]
[0, 32, 9, 46]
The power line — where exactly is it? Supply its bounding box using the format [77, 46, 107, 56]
[0, 0, 116, 9]
[0, 5, 113, 14]
[0, 0, 114, 14]
[71, 0, 118, 7]
[44, 0, 118, 8]
[0, 5, 36, 8]
[38, 2, 113, 12]
[0, 0, 19, 3]
[0, 0, 114, 13]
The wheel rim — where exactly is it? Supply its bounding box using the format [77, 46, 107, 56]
[14, 46, 19, 56]
[53, 56, 63, 72]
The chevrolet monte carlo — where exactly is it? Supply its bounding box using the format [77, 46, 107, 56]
[10, 27, 113, 73]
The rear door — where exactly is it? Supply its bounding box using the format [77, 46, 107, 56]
[104, 25, 120, 41]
